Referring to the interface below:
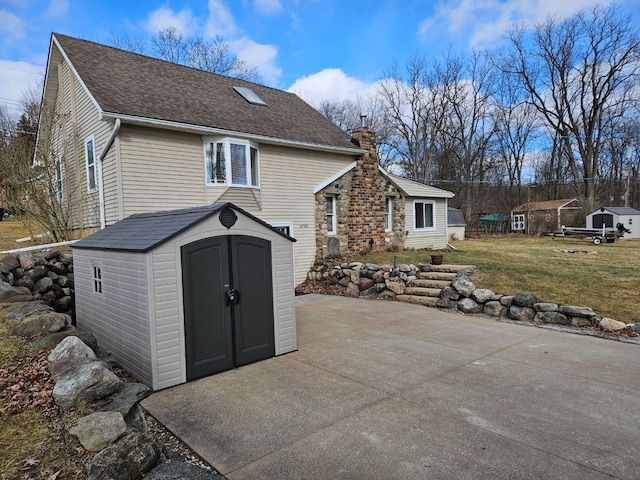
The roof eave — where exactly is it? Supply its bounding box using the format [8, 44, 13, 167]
[102, 112, 364, 156]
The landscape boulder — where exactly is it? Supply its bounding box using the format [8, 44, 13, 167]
[10, 311, 70, 338]
[88, 432, 161, 480]
[70, 411, 127, 452]
[534, 311, 570, 325]
[34, 329, 98, 351]
[533, 302, 559, 312]
[48, 336, 96, 362]
[451, 276, 475, 297]
[599, 317, 627, 331]
[509, 305, 536, 321]
[53, 361, 122, 409]
[471, 288, 494, 304]
[483, 301, 507, 317]
[513, 292, 538, 308]
[457, 297, 483, 314]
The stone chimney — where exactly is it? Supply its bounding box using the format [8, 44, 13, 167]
[348, 126, 386, 253]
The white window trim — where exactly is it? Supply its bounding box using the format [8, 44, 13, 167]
[326, 195, 337, 235]
[91, 262, 103, 295]
[85, 135, 97, 192]
[385, 198, 393, 232]
[203, 137, 260, 188]
[270, 222, 294, 238]
[414, 200, 436, 231]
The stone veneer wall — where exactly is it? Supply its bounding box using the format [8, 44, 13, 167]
[315, 127, 406, 258]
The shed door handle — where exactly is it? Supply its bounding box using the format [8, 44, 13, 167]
[225, 288, 240, 306]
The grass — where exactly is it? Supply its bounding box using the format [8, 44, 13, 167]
[0, 216, 51, 253]
[354, 235, 640, 323]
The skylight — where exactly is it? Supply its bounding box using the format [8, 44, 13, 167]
[233, 86, 267, 106]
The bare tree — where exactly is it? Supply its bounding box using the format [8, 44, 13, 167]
[503, 4, 640, 212]
[378, 54, 440, 183]
[110, 31, 146, 55]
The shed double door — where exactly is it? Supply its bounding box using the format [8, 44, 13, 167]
[182, 235, 274, 381]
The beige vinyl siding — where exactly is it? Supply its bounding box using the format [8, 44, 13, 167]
[119, 126, 204, 216]
[67, 62, 109, 228]
[247, 144, 353, 284]
[73, 250, 153, 386]
[405, 198, 449, 249]
[102, 140, 121, 225]
[214, 187, 261, 210]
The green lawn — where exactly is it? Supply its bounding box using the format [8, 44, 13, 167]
[354, 236, 640, 323]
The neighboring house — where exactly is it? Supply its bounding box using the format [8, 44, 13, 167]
[586, 207, 640, 239]
[40, 33, 453, 284]
[447, 207, 466, 241]
[511, 198, 581, 234]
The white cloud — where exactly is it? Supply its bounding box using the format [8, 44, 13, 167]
[205, 0, 237, 37]
[142, 6, 196, 35]
[46, 0, 69, 18]
[253, 0, 283, 16]
[419, 0, 609, 48]
[0, 60, 44, 115]
[0, 9, 27, 40]
[229, 38, 281, 85]
[287, 69, 378, 107]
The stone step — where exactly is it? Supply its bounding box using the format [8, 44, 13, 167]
[396, 295, 439, 307]
[404, 287, 442, 297]
[408, 279, 451, 289]
[417, 271, 458, 281]
[428, 264, 475, 274]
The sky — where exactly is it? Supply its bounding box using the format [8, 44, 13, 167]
[1, 0, 639, 120]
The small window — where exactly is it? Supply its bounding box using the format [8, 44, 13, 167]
[205, 142, 226, 184]
[414, 201, 435, 230]
[92, 265, 102, 294]
[326, 196, 337, 234]
[385, 198, 393, 231]
[85, 135, 97, 191]
[270, 222, 294, 237]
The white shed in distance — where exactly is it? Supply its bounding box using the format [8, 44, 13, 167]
[72, 203, 297, 390]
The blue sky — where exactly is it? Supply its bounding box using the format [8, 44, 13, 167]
[1, 0, 639, 119]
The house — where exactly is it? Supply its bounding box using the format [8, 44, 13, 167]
[447, 207, 466, 241]
[586, 207, 640, 239]
[72, 203, 297, 389]
[511, 198, 581, 234]
[41, 33, 453, 285]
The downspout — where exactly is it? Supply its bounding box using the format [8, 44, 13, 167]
[97, 118, 121, 229]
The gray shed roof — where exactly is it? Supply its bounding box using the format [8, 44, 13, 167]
[72, 203, 294, 253]
[594, 207, 640, 216]
[49, 33, 358, 152]
[448, 207, 466, 226]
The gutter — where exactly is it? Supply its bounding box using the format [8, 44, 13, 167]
[97, 119, 121, 229]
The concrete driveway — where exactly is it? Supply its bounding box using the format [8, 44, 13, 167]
[142, 295, 640, 479]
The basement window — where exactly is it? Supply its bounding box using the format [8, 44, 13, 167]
[233, 86, 267, 106]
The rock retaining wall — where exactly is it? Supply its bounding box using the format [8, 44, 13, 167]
[0, 249, 74, 316]
[307, 260, 638, 334]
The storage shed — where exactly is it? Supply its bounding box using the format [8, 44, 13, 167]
[586, 206, 640, 239]
[72, 203, 297, 390]
[447, 207, 466, 240]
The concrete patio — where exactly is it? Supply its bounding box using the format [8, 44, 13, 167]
[142, 295, 640, 479]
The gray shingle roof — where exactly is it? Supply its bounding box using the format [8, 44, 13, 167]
[52, 33, 358, 151]
[72, 203, 294, 252]
[597, 207, 640, 216]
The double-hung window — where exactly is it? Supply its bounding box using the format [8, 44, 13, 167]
[85, 135, 97, 192]
[385, 198, 393, 231]
[326, 196, 336, 234]
[204, 138, 259, 187]
[54, 157, 63, 201]
[414, 201, 435, 230]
